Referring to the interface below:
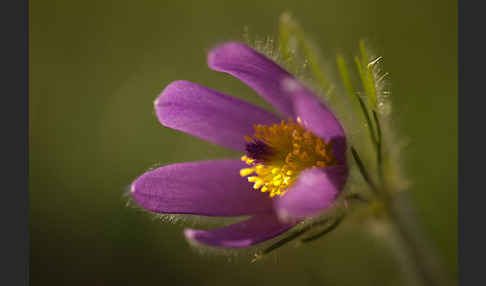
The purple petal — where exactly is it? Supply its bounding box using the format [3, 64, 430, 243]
[275, 166, 348, 222]
[208, 42, 296, 118]
[184, 213, 294, 248]
[284, 78, 347, 164]
[131, 160, 273, 216]
[155, 80, 280, 152]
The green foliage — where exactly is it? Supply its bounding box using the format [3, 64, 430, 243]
[336, 55, 356, 102]
[357, 40, 379, 110]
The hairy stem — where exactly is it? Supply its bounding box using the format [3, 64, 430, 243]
[353, 146, 451, 286]
[383, 192, 452, 286]
[372, 110, 383, 182]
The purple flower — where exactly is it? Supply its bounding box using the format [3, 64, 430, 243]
[131, 42, 348, 248]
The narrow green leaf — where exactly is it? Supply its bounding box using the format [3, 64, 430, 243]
[359, 40, 369, 70]
[253, 215, 344, 261]
[258, 226, 309, 257]
[336, 55, 355, 101]
[372, 110, 383, 180]
[354, 55, 366, 91]
[359, 40, 377, 109]
[353, 55, 378, 145]
[339, 55, 374, 147]
[351, 147, 379, 194]
[301, 215, 345, 243]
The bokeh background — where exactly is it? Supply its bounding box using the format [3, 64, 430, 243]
[30, 0, 457, 285]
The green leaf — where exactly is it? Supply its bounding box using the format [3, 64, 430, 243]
[339, 55, 377, 147]
[359, 40, 378, 109]
[336, 55, 355, 102]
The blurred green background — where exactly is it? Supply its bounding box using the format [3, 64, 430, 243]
[30, 0, 457, 285]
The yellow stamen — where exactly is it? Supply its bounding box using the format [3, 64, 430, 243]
[240, 119, 337, 198]
[253, 180, 264, 189]
[239, 168, 255, 177]
[241, 155, 255, 164]
[316, 161, 326, 167]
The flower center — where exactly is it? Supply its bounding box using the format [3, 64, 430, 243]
[240, 118, 337, 198]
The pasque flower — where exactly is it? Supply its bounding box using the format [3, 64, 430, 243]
[131, 42, 348, 248]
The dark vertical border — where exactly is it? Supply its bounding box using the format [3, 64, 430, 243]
[459, 0, 483, 285]
[1, 0, 29, 285]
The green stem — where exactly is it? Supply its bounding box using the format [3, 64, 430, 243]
[353, 153, 451, 285]
[353, 132, 450, 286]
[351, 102, 449, 285]
[350, 147, 379, 194]
[383, 193, 452, 286]
[372, 110, 383, 182]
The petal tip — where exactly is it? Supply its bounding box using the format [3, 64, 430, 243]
[184, 228, 197, 240]
[129, 179, 145, 209]
[207, 42, 250, 70]
[130, 179, 142, 203]
[155, 80, 194, 127]
[158, 80, 193, 101]
[130, 181, 137, 194]
[184, 228, 207, 247]
[206, 41, 296, 118]
[153, 96, 160, 108]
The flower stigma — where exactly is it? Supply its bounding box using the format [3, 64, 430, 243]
[240, 118, 337, 198]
